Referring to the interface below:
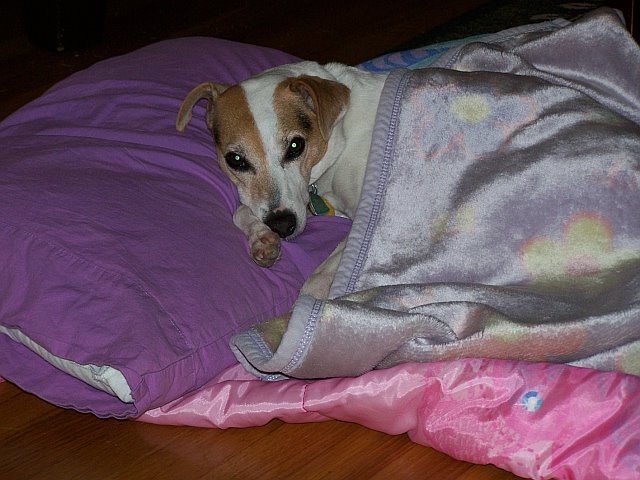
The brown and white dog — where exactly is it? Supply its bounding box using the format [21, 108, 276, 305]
[177, 61, 387, 297]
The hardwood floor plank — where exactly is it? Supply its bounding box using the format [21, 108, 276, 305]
[0, 382, 521, 480]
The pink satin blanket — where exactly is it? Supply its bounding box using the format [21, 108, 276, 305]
[140, 359, 640, 479]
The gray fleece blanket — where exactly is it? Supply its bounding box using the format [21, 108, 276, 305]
[231, 9, 640, 380]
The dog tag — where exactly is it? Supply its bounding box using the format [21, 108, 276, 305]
[308, 192, 335, 216]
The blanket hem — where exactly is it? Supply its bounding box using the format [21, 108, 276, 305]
[328, 69, 411, 298]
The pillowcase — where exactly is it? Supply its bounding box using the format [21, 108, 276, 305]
[0, 37, 351, 418]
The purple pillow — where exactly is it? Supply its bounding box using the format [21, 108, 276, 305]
[0, 37, 351, 418]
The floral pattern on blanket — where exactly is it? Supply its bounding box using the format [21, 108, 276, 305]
[521, 213, 640, 294]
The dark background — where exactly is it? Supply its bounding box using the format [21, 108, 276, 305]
[0, 0, 635, 120]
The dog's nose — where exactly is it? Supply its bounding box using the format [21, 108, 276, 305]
[265, 210, 297, 238]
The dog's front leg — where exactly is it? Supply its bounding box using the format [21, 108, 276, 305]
[233, 205, 281, 267]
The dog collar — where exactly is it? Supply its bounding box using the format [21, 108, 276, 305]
[308, 184, 335, 216]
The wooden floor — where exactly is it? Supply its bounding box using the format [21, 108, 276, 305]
[0, 1, 635, 478]
[1, 380, 519, 480]
[0, 0, 494, 121]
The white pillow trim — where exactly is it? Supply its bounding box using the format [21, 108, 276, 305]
[0, 325, 133, 403]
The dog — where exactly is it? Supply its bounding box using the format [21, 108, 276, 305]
[177, 61, 387, 297]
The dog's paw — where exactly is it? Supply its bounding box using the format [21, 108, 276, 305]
[250, 230, 281, 267]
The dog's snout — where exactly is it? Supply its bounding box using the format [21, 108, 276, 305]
[265, 210, 297, 238]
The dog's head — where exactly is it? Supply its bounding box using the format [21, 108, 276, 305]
[176, 62, 350, 239]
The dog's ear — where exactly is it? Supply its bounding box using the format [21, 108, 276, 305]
[176, 83, 229, 132]
[290, 76, 350, 141]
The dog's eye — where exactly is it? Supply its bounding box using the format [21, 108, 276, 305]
[284, 137, 305, 161]
[225, 152, 253, 172]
